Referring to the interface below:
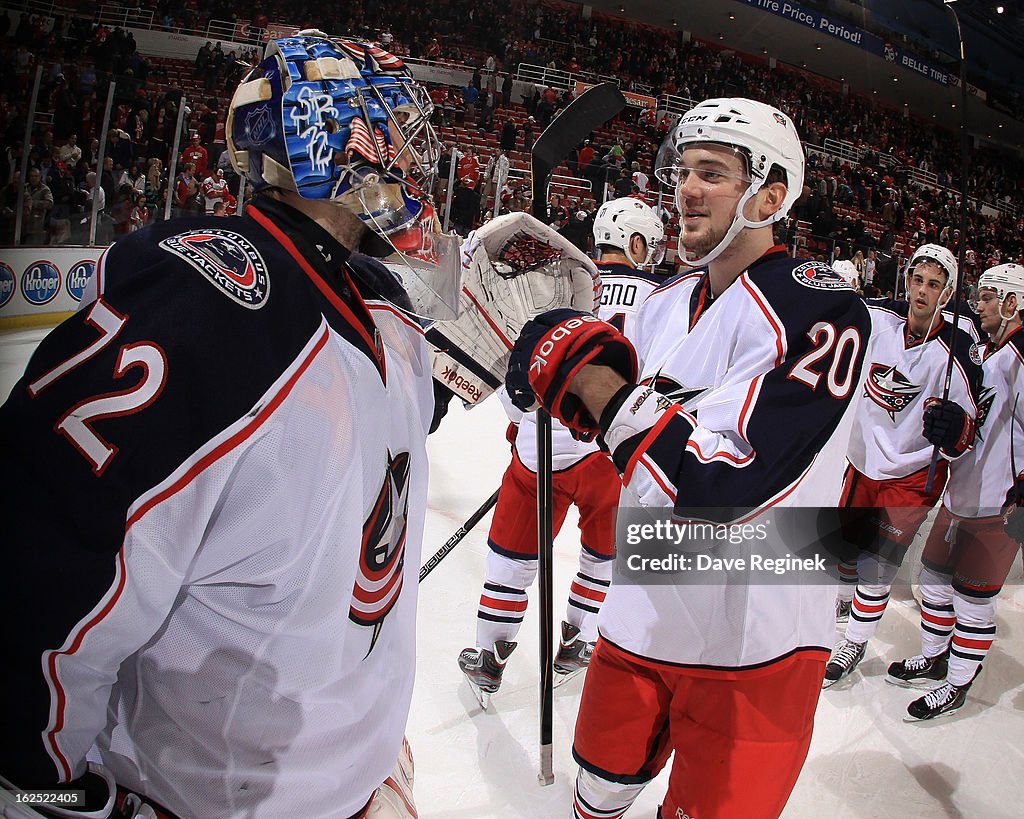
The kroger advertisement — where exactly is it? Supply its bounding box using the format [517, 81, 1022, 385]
[0, 247, 100, 321]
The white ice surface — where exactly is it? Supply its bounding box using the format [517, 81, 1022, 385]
[4, 326, 1022, 818]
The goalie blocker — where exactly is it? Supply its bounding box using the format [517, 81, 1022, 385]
[426, 212, 599, 409]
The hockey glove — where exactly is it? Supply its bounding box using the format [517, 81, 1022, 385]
[506, 309, 637, 438]
[427, 213, 600, 407]
[922, 398, 975, 458]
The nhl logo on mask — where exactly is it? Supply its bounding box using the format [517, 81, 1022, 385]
[161, 229, 271, 309]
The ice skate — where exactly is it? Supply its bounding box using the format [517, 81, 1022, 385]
[553, 621, 595, 687]
[885, 651, 949, 689]
[458, 640, 516, 710]
[822, 638, 866, 689]
[903, 679, 971, 721]
[835, 598, 851, 624]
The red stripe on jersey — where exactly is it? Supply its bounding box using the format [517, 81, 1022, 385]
[45, 548, 128, 780]
[247, 205, 385, 379]
[740, 275, 785, 367]
[367, 302, 426, 334]
[570, 582, 607, 602]
[952, 635, 994, 651]
[638, 455, 677, 502]
[126, 326, 330, 529]
[480, 595, 528, 612]
[622, 403, 686, 486]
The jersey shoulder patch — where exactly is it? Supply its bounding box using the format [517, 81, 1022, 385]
[790, 260, 848, 291]
[159, 228, 271, 309]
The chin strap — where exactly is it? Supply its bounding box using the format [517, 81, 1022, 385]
[677, 182, 781, 268]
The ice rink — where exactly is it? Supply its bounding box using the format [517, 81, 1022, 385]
[4, 324, 1023, 818]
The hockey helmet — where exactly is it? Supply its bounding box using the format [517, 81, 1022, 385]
[831, 259, 860, 290]
[974, 263, 1024, 314]
[654, 98, 804, 267]
[907, 243, 957, 291]
[593, 197, 666, 268]
[227, 30, 461, 318]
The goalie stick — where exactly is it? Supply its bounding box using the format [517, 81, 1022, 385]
[419, 489, 499, 582]
[529, 82, 626, 787]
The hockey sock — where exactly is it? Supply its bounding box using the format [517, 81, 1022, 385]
[837, 559, 857, 604]
[845, 553, 899, 643]
[573, 768, 648, 819]
[918, 565, 955, 659]
[566, 550, 613, 642]
[475, 550, 537, 647]
[948, 589, 997, 687]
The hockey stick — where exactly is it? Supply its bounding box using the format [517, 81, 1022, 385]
[925, 3, 970, 495]
[419, 489, 499, 582]
[530, 82, 627, 787]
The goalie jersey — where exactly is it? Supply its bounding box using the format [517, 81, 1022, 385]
[847, 299, 981, 481]
[598, 248, 871, 668]
[512, 260, 663, 471]
[944, 327, 1024, 518]
[0, 198, 433, 818]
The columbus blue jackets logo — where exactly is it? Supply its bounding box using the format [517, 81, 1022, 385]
[644, 372, 709, 409]
[973, 386, 997, 441]
[160, 229, 270, 309]
[865, 363, 922, 420]
[791, 262, 847, 291]
[351, 450, 411, 655]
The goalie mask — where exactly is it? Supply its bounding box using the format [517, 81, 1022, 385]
[227, 29, 462, 319]
[654, 98, 804, 268]
[593, 197, 666, 269]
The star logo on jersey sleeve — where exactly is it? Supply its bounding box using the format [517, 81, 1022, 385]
[350, 450, 411, 656]
[864, 363, 923, 421]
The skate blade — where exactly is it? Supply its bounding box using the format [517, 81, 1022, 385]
[901, 703, 964, 723]
[885, 676, 942, 690]
[553, 667, 586, 688]
[821, 674, 856, 690]
[464, 677, 493, 710]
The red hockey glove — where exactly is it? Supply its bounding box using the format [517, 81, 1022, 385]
[506, 309, 637, 437]
[922, 397, 974, 457]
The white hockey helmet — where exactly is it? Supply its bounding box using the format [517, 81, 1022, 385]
[831, 259, 860, 290]
[654, 98, 805, 267]
[976, 262, 1024, 308]
[593, 197, 666, 268]
[907, 243, 957, 291]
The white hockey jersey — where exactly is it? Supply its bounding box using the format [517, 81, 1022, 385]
[597, 248, 871, 669]
[944, 327, 1024, 518]
[512, 261, 663, 472]
[1, 199, 433, 818]
[847, 300, 981, 480]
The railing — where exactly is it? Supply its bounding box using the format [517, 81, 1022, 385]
[823, 138, 861, 165]
[96, 4, 155, 31]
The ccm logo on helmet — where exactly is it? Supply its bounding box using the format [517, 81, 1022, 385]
[530, 315, 599, 374]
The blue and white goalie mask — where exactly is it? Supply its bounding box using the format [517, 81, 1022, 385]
[227, 29, 462, 319]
